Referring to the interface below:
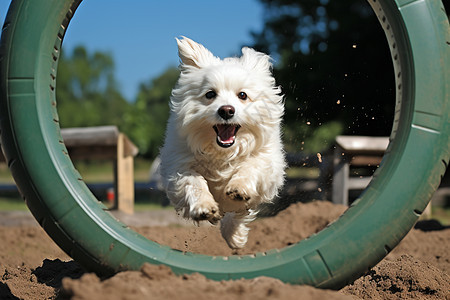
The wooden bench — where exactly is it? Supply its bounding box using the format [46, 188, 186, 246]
[1, 126, 138, 214]
[332, 135, 389, 205]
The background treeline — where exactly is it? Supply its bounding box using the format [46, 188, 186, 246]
[57, 0, 445, 159]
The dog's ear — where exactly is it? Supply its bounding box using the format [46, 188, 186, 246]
[240, 47, 273, 73]
[176, 37, 216, 71]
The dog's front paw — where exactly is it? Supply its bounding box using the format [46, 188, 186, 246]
[225, 184, 251, 202]
[190, 200, 221, 223]
[226, 189, 250, 202]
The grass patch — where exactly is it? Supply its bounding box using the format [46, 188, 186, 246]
[286, 166, 319, 179]
[432, 206, 450, 225]
[0, 197, 27, 211]
[73, 158, 153, 183]
[134, 202, 171, 212]
[0, 158, 154, 184]
[0, 196, 169, 212]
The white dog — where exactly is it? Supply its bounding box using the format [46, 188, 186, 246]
[160, 37, 286, 249]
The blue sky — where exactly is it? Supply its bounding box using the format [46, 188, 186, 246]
[0, 1, 264, 101]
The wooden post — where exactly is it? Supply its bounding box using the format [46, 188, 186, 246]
[114, 133, 135, 214]
[332, 136, 389, 205]
[332, 146, 349, 206]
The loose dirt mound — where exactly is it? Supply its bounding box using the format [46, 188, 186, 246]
[59, 264, 353, 300]
[0, 201, 448, 299]
[136, 200, 347, 256]
[343, 255, 449, 299]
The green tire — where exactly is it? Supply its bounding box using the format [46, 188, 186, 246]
[0, 0, 448, 289]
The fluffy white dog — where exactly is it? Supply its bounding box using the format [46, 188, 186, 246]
[160, 37, 286, 249]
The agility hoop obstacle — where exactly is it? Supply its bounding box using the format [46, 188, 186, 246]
[0, 0, 448, 289]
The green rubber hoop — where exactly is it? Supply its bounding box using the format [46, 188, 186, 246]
[0, 0, 448, 289]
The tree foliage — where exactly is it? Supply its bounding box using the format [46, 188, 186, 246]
[56, 46, 129, 129]
[122, 67, 179, 158]
[251, 0, 395, 152]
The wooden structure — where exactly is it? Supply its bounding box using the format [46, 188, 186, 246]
[61, 126, 138, 214]
[332, 135, 389, 205]
[1, 126, 138, 214]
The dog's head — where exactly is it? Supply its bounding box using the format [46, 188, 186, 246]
[170, 37, 284, 157]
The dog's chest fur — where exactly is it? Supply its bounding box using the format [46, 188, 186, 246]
[191, 145, 250, 211]
[192, 150, 239, 183]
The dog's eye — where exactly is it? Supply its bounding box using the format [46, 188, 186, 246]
[237, 92, 248, 100]
[205, 91, 217, 99]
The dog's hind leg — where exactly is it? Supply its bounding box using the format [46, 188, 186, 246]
[220, 210, 257, 249]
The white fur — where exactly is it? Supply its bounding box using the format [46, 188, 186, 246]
[160, 37, 286, 249]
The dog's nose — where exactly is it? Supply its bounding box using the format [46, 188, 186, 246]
[218, 105, 235, 120]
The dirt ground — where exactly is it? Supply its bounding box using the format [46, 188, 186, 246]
[0, 201, 448, 300]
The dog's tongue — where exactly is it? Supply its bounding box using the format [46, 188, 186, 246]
[216, 124, 236, 144]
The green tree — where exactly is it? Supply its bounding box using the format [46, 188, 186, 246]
[251, 0, 395, 153]
[123, 67, 179, 158]
[56, 46, 129, 129]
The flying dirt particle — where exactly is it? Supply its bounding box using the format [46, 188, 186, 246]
[317, 153, 322, 163]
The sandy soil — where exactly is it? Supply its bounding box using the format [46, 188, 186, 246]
[0, 201, 448, 299]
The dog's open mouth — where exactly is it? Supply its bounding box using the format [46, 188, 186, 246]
[213, 124, 241, 148]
